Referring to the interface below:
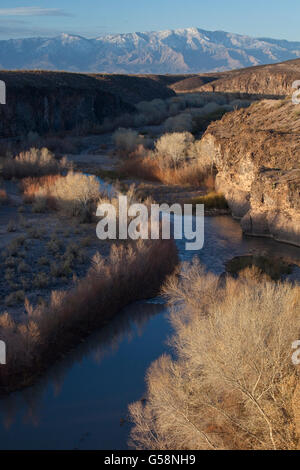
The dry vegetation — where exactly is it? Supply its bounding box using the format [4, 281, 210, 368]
[100, 92, 251, 135]
[21, 171, 101, 222]
[2, 147, 68, 179]
[0, 171, 179, 393]
[0, 238, 178, 393]
[116, 130, 215, 188]
[187, 192, 228, 209]
[129, 260, 300, 450]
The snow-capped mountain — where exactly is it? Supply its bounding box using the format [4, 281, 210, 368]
[1, 27, 300, 73]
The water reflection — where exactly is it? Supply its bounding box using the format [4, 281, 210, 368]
[0, 301, 168, 449]
[0, 215, 299, 449]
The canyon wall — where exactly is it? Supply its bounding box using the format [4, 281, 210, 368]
[0, 71, 135, 138]
[0, 71, 176, 138]
[199, 100, 300, 246]
[172, 59, 300, 98]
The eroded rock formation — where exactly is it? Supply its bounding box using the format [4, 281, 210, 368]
[199, 100, 300, 246]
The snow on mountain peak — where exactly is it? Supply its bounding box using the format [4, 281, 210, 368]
[1, 27, 300, 74]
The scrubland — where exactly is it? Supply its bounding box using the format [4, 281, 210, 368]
[129, 261, 300, 450]
[101, 93, 251, 134]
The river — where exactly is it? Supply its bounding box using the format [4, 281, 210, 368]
[0, 215, 299, 449]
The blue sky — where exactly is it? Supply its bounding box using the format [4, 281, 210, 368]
[0, 0, 299, 41]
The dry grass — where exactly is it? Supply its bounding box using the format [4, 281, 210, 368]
[21, 175, 60, 203]
[129, 260, 300, 450]
[0, 238, 178, 393]
[2, 147, 68, 179]
[187, 192, 228, 209]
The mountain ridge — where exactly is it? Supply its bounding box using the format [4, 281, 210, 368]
[1, 27, 300, 73]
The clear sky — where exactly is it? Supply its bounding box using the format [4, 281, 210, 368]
[0, 0, 299, 41]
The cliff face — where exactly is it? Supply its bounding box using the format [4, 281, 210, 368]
[199, 70, 298, 97]
[0, 71, 136, 138]
[172, 59, 300, 98]
[199, 100, 300, 246]
[0, 71, 176, 138]
[242, 168, 300, 246]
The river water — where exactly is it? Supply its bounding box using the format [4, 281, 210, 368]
[0, 215, 299, 450]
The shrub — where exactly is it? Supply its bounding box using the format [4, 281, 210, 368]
[5, 236, 25, 256]
[164, 113, 193, 133]
[17, 261, 31, 274]
[33, 272, 49, 289]
[119, 155, 159, 182]
[21, 172, 101, 222]
[2, 148, 68, 179]
[129, 260, 300, 450]
[21, 174, 60, 204]
[5, 290, 25, 306]
[119, 149, 214, 187]
[135, 99, 168, 124]
[0, 238, 178, 393]
[52, 171, 100, 221]
[47, 238, 63, 255]
[154, 132, 195, 169]
[113, 129, 143, 155]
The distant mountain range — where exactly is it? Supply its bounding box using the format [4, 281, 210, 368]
[1, 28, 300, 73]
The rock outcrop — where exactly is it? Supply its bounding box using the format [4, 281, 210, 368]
[172, 59, 300, 98]
[0, 71, 176, 138]
[199, 99, 300, 246]
[0, 71, 135, 138]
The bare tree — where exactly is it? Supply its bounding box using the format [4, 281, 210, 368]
[129, 261, 300, 450]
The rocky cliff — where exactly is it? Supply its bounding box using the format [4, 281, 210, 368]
[0, 71, 176, 138]
[199, 99, 300, 246]
[0, 71, 136, 138]
[172, 59, 300, 98]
